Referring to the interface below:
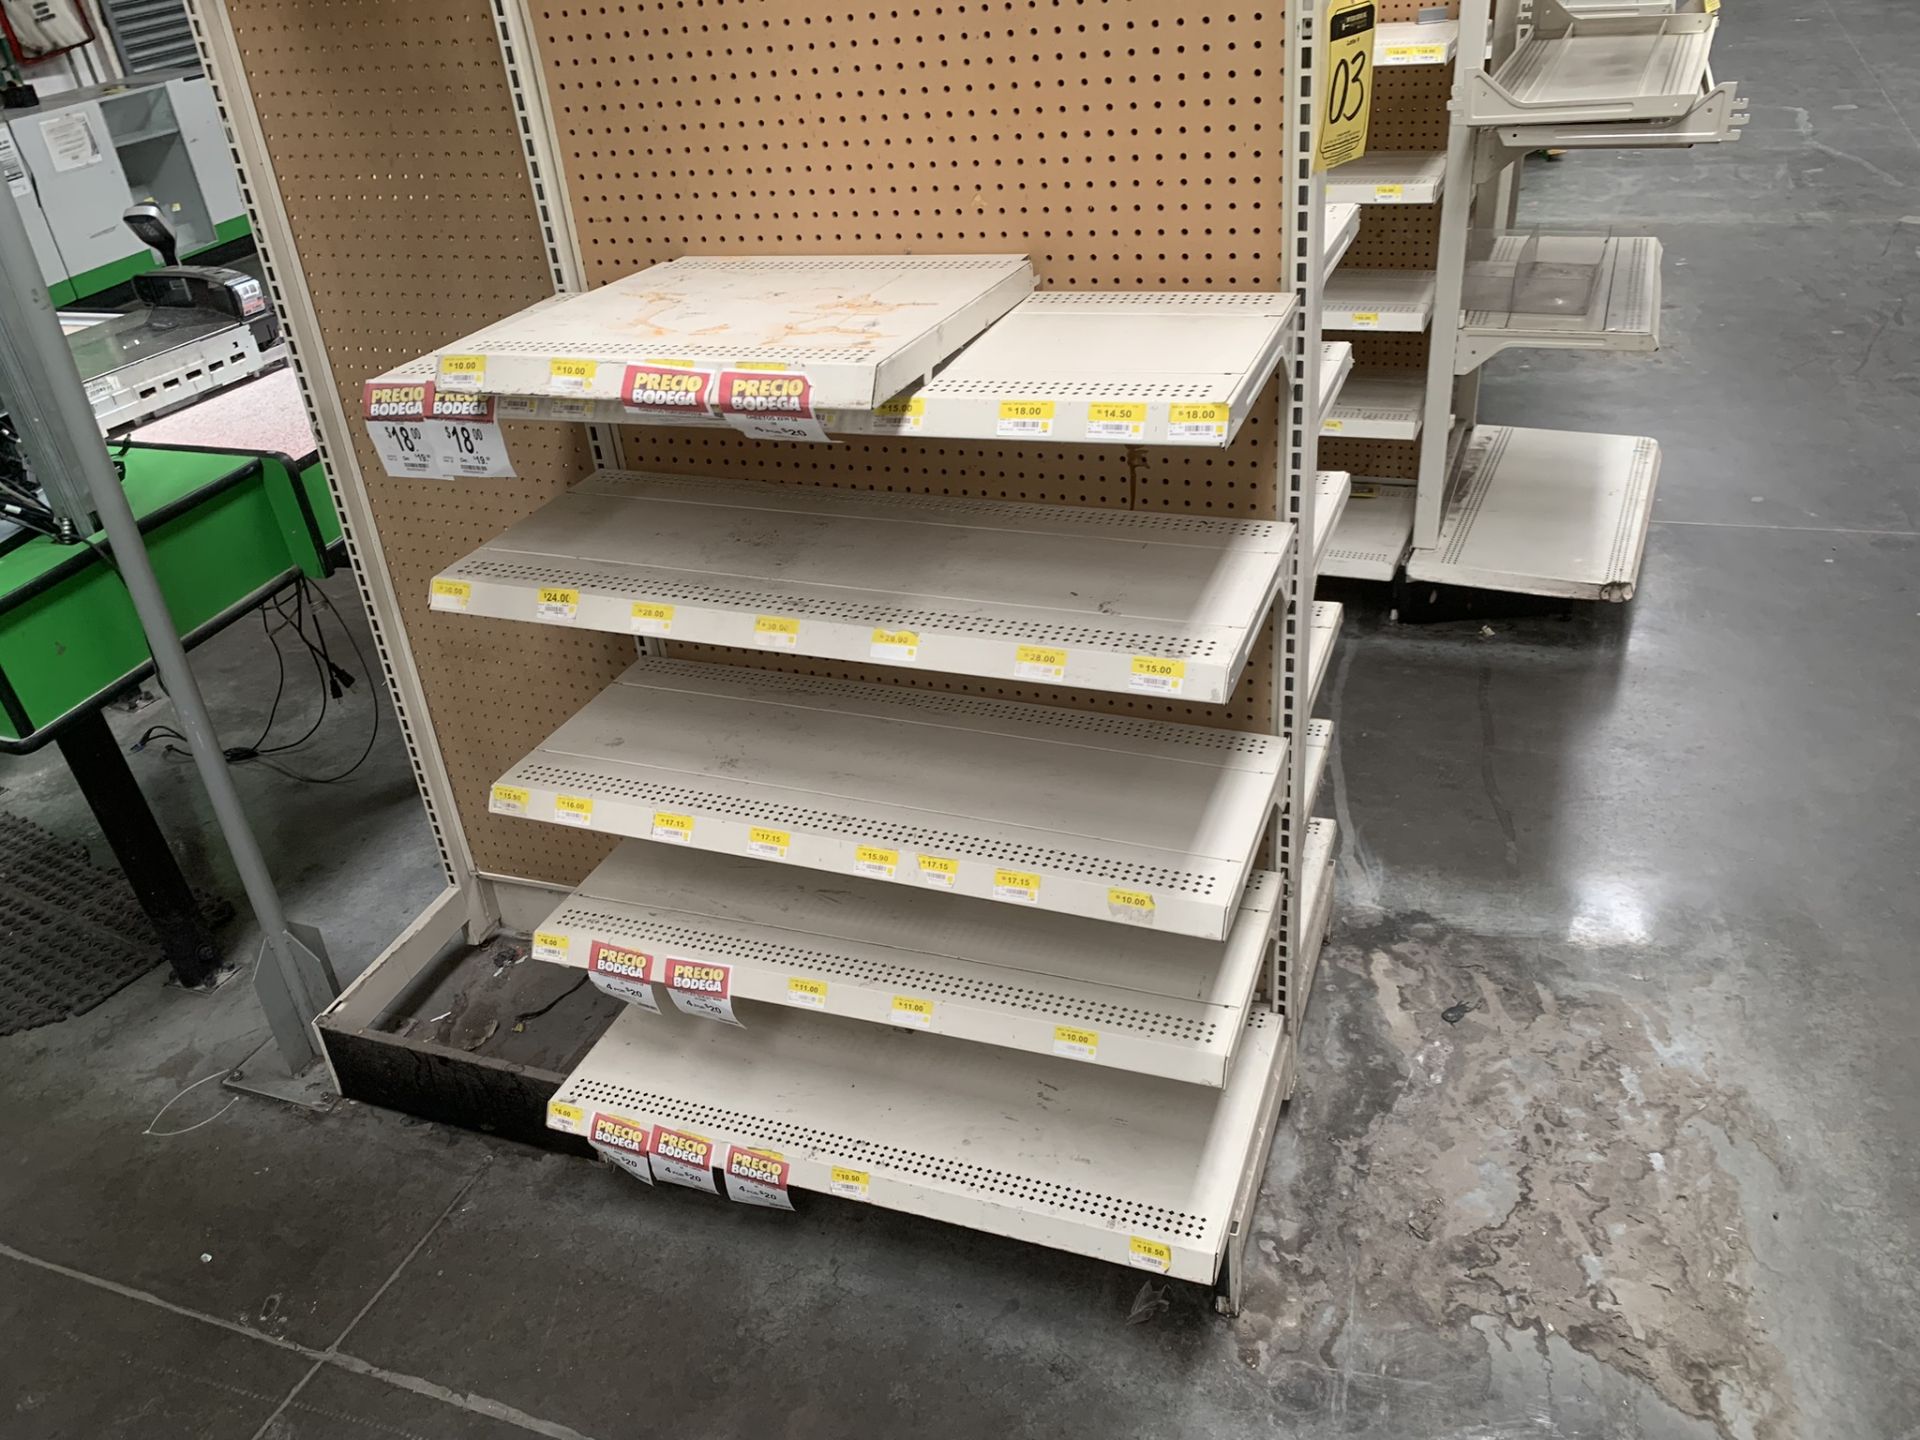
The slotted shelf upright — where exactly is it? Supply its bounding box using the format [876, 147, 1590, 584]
[190, 0, 1345, 1316]
[1318, 0, 1744, 598]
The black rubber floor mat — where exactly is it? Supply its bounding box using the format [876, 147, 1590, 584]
[0, 813, 234, 1037]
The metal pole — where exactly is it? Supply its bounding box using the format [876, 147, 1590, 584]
[0, 192, 337, 1075]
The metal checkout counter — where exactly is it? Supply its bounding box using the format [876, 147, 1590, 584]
[0, 210, 342, 988]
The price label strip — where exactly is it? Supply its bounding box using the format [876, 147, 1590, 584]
[586, 939, 661, 1012]
[1314, 0, 1376, 174]
[996, 399, 1055, 439]
[648, 1125, 718, 1192]
[722, 1145, 794, 1211]
[363, 380, 436, 478]
[622, 360, 713, 416]
[662, 957, 740, 1025]
[1085, 401, 1145, 441]
[426, 392, 516, 478]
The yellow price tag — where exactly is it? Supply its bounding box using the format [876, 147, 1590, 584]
[1085, 400, 1146, 440]
[1323, 417, 1346, 432]
[916, 854, 959, 889]
[1373, 183, 1404, 200]
[870, 627, 920, 662]
[1107, 888, 1156, 923]
[490, 783, 529, 814]
[1129, 655, 1186, 696]
[830, 1166, 871, 1199]
[1014, 643, 1067, 681]
[1167, 402, 1230, 441]
[996, 399, 1056, 438]
[554, 794, 595, 827]
[1129, 1236, 1174, 1273]
[630, 601, 674, 635]
[891, 994, 936, 1029]
[748, 825, 791, 859]
[531, 929, 569, 959]
[1349, 310, 1381, 328]
[1053, 1025, 1100, 1061]
[546, 1100, 584, 1133]
[536, 585, 579, 620]
[651, 810, 695, 843]
[854, 844, 899, 879]
[548, 357, 597, 393]
[993, 868, 1041, 905]
[755, 614, 801, 648]
[429, 577, 471, 611]
[438, 353, 486, 388]
[872, 394, 926, 431]
[1314, 0, 1375, 173]
[787, 976, 829, 1009]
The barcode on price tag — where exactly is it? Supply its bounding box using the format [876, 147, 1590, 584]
[1167, 402, 1230, 442]
[1349, 310, 1381, 329]
[1085, 401, 1145, 441]
[548, 357, 597, 394]
[652, 811, 694, 844]
[553, 794, 595, 827]
[996, 399, 1055, 438]
[1374, 183, 1405, 200]
[430, 419, 516, 478]
[489, 784, 528, 815]
[1014, 644, 1067, 681]
[429, 577, 471, 612]
[870, 395, 925, 432]
[1128, 655, 1186, 695]
[630, 601, 674, 636]
[536, 586, 578, 620]
[853, 844, 897, 879]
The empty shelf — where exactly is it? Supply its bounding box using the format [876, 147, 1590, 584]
[545, 993, 1292, 1283]
[1312, 471, 1352, 578]
[1321, 482, 1415, 582]
[1463, 7, 1721, 127]
[1376, 20, 1458, 66]
[1325, 203, 1361, 278]
[492, 658, 1287, 941]
[1319, 341, 1355, 421]
[531, 843, 1281, 1087]
[432, 471, 1293, 704]
[1321, 370, 1424, 441]
[1324, 270, 1435, 333]
[1325, 152, 1447, 206]
[1406, 425, 1660, 600]
[421, 254, 1035, 409]
[1455, 235, 1661, 372]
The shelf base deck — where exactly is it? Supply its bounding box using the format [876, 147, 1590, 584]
[1322, 482, 1416, 582]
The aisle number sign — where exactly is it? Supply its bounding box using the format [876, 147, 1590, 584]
[1314, 0, 1376, 173]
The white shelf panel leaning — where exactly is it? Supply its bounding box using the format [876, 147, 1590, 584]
[414, 254, 1035, 410]
[545, 994, 1293, 1284]
[1406, 426, 1661, 601]
[1322, 481, 1416, 582]
[432, 470, 1294, 704]
[1325, 203, 1361, 278]
[1455, 235, 1661, 372]
[1321, 370, 1424, 441]
[1312, 471, 1352, 578]
[1375, 20, 1458, 66]
[1308, 601, 1342, 714]
[531, 843, 1281, 1088]
[492, 658, 1287, 942]
[1293, 818, 1339, 1021]
[835, 291, 1298, 448]
[1323, 270, 1436, 333]
[1325, 152, 1447, 206]
[1319, 341, 1355, 422]
[1462, 5, 1721, 128]
[1301, 719, 1333, 822]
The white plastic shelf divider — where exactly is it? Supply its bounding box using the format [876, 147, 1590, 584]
[1376, 20, 1458, 66]
[1321, 370, 1424, 441]
[1308, 601, 1341, 713]
[1324, 270, 1435, 333]
[1318, 341, 1354, 422]
[1325, 203, 1361, 278]
[546, 996, 1292, 1283]
[1462, 8, 1721, 127]
[1322, 482, 1415, 582]
[1455, 235, 1661, 372]
[1325, 152, 1447, 206]
[1406, 426, 1661, 600]
[493, 659, 1286, 942]
[1490, 82, 1746, 150]
[433, 471, 1294, 704]
[418, 254, 1034, 409]
[532, 844, 1280, 1088]
[1312, 472, 1352, 577]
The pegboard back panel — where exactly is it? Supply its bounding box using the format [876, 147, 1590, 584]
[534, 0, 1295, 728]
[1368, 62, 1452, 151]
[218, 0, 625, 886]
[1322, 437, 1420, 481]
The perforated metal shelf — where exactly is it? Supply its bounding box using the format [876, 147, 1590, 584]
[1312, 472, 1352, 579]
[532, 844, 1280, 1087]
[1326, 152, 1447, 206]
[432, 471, 1293, 704]
[1294, 818, 1339, 1020]
[1407, 426, 1660, 600]
[1319, 341, 1354, 423]
[420, 254, 1036, 410]
[1322, 482, 1415, 582]
[1325, 203, 1361, 278]
[1309, 601, 1342, 713]
[1463, 7, 1721, 127]
[1324, 271, 1435, 333]
[1376, 20, 1458, 66]
[1455, 235, 1661, 372]
[492, 658, 1287, 941]
[546, 989, 1291, 1283]
[1321, 370, 1424, 441]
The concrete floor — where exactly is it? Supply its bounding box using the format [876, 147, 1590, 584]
[4, 6, 1918, 1437]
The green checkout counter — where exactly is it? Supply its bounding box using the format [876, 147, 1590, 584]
[0, 368, 342, 985]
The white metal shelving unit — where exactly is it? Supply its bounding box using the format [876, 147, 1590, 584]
[430, 471, 1294, 703]
[1319, 0, 1741, 600]
[195, 0, 1348, 1314]
[1323, 270, 1436, 333]
[1324, 152, 1447, 206]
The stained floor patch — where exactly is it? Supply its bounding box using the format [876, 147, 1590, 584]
[1244, 911, 1799, 1440]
